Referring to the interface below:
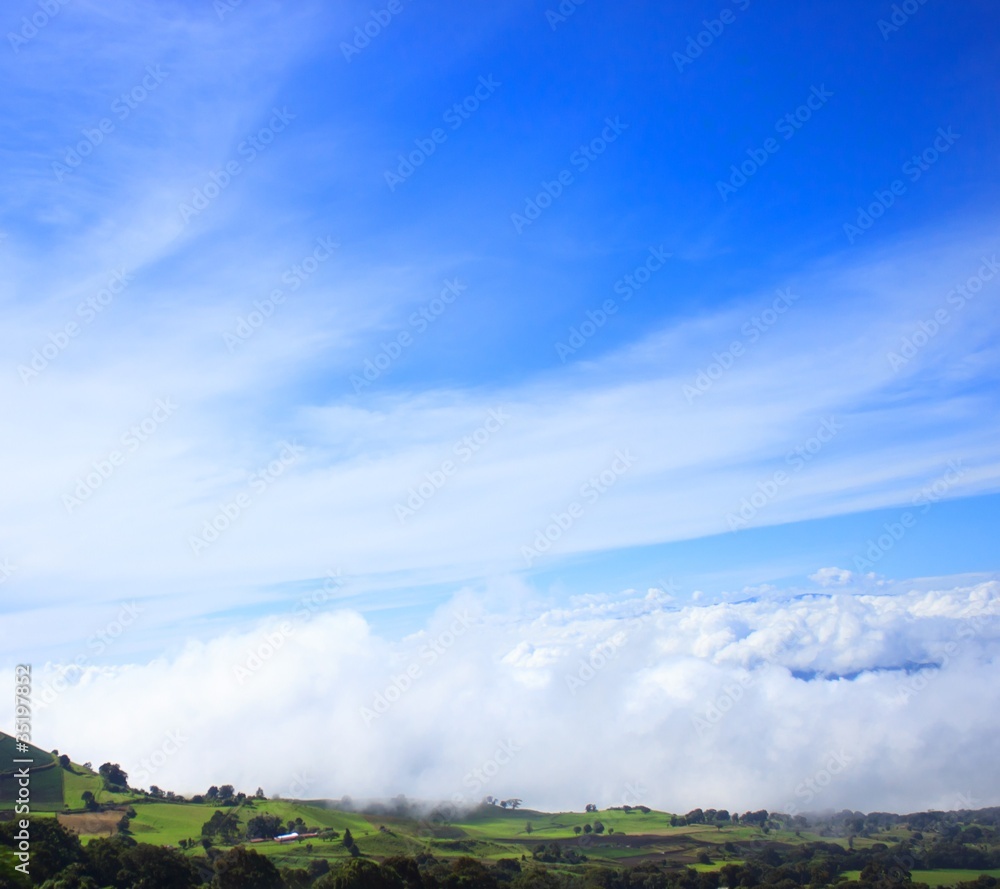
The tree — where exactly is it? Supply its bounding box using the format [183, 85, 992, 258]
[255, 787, 266, 799]
[342, 827, 360, 856]
[525, 822, 533, 834]
[583, 824, 592, 834]
[117, 843, 201, 889]
[97, 763, 128, 791]
[308, 858, 331, 879]
[314, 859, 402, 889]
[0, 817, 84, 884]
[218, 784, 236, 801]
[207, 785, 220, 800]
[58, 754, 71, 769]
[585, 803, 597, 813]
[593, 820, 605, 834]
[202, 810, 240, 844]
[281, 866, 313, 889]
[82, 835, 135, 886]
[81, 791, 98, 812]
[212, 845, 282, 889]
[246, 814, 283, 840]
[573, 826, 582, 835]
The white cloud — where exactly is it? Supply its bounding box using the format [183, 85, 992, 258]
[18, 575, 1000, 814]
[810, 567, 855, 587]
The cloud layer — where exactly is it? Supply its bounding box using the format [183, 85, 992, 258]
[20, 573, 1000, 815]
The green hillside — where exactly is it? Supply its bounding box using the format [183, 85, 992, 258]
[4, 731, 1000, 889]
[0, 732, 63, 811]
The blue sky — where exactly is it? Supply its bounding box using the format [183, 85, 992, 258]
[2, 0, 1000, 810]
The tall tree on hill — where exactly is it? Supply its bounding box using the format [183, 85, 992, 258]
[98, 762, 129, 791]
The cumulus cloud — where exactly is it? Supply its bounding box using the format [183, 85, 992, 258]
[17, 575, 1000, 815]
[810, 567, 855, 587]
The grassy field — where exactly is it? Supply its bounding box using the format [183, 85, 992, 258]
[62, 765, 104, 807]
[5, 749, 999, 884]
[0, 733, 64, 811]
[61, 798, 752, 866]
[40, 798, 1000, 885]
